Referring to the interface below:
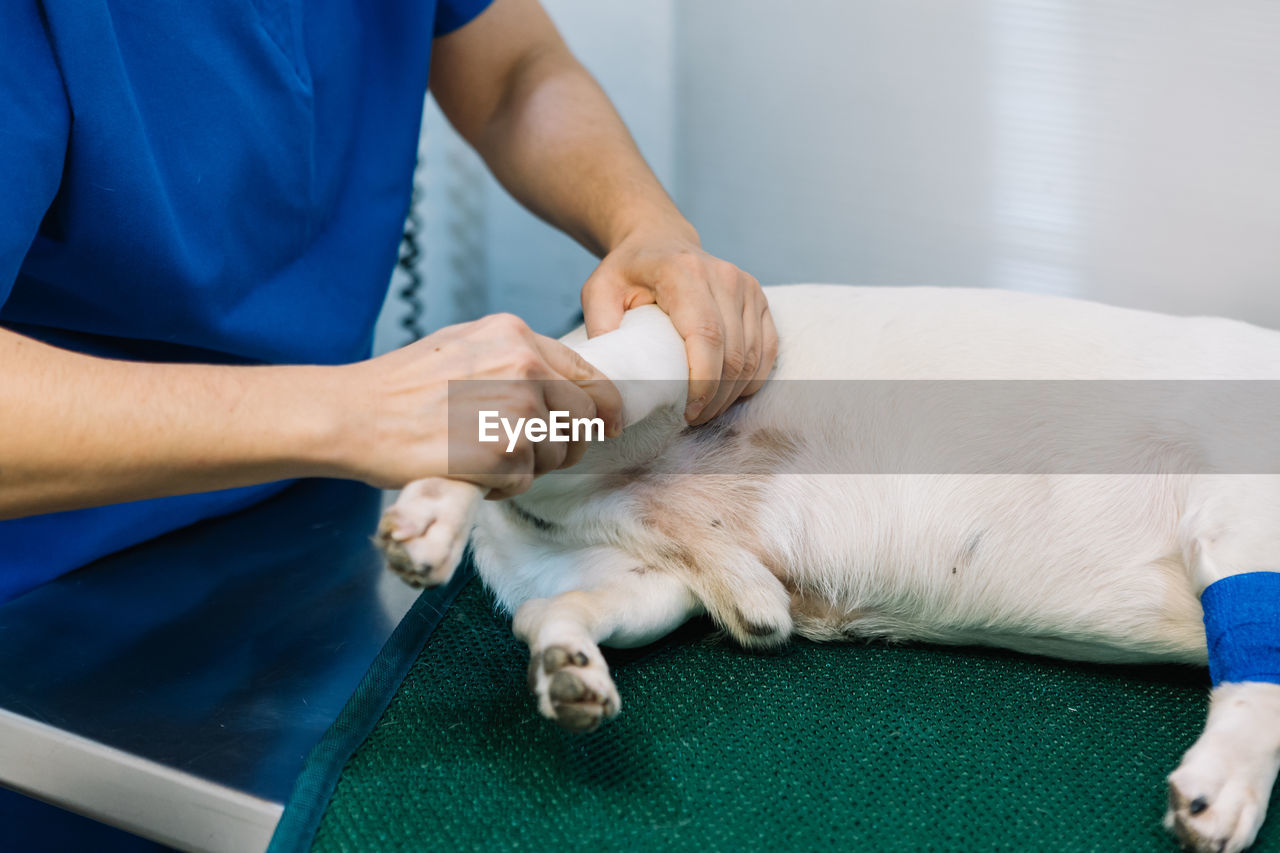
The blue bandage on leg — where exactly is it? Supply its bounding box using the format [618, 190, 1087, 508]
[1200, 571, 1280, 687]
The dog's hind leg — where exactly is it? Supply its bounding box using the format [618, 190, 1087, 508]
[514, 568, 700, 732]
[1166, 476, 1280, 853]
[673, 549, 794, 649]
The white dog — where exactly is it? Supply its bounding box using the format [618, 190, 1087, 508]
[378, 285, 1280, 853]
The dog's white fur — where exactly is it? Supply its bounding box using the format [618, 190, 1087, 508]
[378, 285, 1280, 853]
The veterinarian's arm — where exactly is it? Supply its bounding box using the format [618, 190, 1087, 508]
[0, 317, 620, 518]
[430, 0, 777, 425]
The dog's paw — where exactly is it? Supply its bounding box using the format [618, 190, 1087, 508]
[527, 643, 620, 733]
[1165, 749, 1269, 853]
[376, 478, 481, 588]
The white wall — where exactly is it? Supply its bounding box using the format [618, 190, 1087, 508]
[378, 0, 1280, 356]
[675, 0, 1280, 326]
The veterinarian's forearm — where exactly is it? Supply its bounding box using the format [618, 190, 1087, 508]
[0, 328, 351, 519]
[431, 0, 695, 256]
[478, 51, 693, 254]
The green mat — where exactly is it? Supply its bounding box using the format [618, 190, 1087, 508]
[272, 573, 1280, 852]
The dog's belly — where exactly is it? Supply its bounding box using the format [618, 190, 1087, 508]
[755, 470, 1206, 663]
[628, 404, 1209, 663]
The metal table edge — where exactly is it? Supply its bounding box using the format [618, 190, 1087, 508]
[0, 707, 283, 852]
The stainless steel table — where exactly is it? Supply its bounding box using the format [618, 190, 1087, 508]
[0, 480, 438, 852]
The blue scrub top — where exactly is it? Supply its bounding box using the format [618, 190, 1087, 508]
[0, 0, 493, 604]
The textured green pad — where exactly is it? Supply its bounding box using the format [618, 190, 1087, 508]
[304, 578, 1279, 852]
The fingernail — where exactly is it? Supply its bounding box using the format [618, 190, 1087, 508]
[685, 398, 705, 421]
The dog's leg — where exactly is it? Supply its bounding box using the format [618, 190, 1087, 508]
[514, 569, 699, 732]
[377, 306, 689, 587]
[1165, 476, 1280, 853]
[563, 304, 689, 425]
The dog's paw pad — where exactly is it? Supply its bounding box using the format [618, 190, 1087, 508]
[528, 644, 620, 733]
[553, 703, 610, 734]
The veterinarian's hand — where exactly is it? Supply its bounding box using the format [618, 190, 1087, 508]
[580, 227, 777, 425]
[338, 314, 623, 498]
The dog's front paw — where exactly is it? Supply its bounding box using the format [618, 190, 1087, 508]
[377, 478, 481, 588]
[1165, 747, 1269, 853]
[527, 643, 620, 733]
